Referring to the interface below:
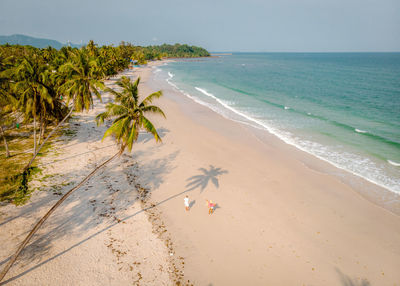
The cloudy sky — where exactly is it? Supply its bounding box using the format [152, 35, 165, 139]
[0, 0, 399, 52]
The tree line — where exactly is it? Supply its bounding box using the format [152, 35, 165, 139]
[0, 40, 174, 281]
[0, 40, 209, 203]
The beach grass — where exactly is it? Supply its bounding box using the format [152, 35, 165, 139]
[0, 125, 64, 204]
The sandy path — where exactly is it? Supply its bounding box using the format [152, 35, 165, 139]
[0, 71, 176, 285]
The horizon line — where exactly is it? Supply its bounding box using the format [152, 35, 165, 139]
[211, 51, 400, 54]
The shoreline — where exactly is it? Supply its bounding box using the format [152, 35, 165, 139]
[134, 60, 400, 285]
[155, 60, 400, 217]
[0, 60, 399, 285]
[248, 119, 400, 217]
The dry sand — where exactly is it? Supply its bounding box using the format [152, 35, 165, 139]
[1, 61, 400, 286]
[0, 71, 180, 285]
[130, 62, 400, 285]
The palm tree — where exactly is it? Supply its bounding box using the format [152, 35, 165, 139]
[36, 73, 69, 145]
[0, 91, 17, 158]
[53, 46, 73, 69]
[85, 40, 99, 58]
[96, 76, 165, 151]
[41, 46, 57, 63]
[0, 95, 13, 158]
[25, 49, 105, 170]
[0, 52, 14, 157]
[13, 54, 54, 156]
[98, 45, 128, 78]
[0, 76, 165, 282]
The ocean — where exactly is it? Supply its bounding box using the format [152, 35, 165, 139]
[153, 53, 400, 195]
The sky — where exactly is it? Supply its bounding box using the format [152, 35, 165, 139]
[0, 0, 399, 52]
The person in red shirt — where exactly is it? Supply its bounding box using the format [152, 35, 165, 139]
[206, 199, 216, 214]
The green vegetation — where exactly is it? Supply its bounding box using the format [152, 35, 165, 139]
[0, 124, 62, 204]
[120, 42, 210, 64]
[0, 75, 165, 282]
[96, 76, 165, 151]
[0, 40, 208, 205]
[0, 129, 38, 203]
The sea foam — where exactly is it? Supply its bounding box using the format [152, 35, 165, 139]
[388, 160, 400, 167]
[163, 66, 400, 195]
[191, 87, 400, 194]
[355, 128, 367, 134]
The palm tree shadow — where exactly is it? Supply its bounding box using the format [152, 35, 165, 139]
[185, 165, 228, 193]
[0, 165, 228, 285]
[137, 128, 169, 143]
[336, 268, 371, 286]
[0, 150, 177, 285]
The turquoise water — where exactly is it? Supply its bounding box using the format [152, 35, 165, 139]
[154, 53, 400, 194]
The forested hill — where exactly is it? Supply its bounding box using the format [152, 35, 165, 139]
[148, 43, 210, 58]
[0, 34, 80, 49]
[112, 42, 210, 63]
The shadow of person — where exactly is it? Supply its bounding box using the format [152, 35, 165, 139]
[212, 203, 221, 213]
[1, 164, 226, 284]
[186, 165, 228, 193]
[189, 200, 196, 210]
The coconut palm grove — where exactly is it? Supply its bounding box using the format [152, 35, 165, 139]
[0, 41, 209, 203]
[0, 40, 210, 281]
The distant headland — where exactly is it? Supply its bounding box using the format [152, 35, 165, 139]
[0, 34, 81, 49]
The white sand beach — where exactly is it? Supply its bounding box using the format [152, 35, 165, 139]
[0, 71, 178, 285]
[132, 62, 400, 285]
[1, 61, 400, 286]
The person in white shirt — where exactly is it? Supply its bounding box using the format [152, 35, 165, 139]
[184, 195, 190, 211]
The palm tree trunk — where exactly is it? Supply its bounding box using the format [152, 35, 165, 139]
[33, 115, 37, 155]
[0, 125, 10, 158]
[37, 113, 43, 148]
[41, 120, 46, 141]
[0, 149, 121, 282]
[25, 96, 76, 170]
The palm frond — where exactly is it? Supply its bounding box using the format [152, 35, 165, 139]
[141, 90, 163, 105]
[90, 81, 102, 101]
[126, 123, 138, 152]
[141, 115, 161, 143]
[104, 87, 122, 97]
[140, 105, 166, 118]
[98, 75, 165, 153]
[102, 116, 126, 141]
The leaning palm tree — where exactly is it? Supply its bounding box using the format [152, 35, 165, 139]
[96, 76, 165, 151]
[0, 76, 165, 282]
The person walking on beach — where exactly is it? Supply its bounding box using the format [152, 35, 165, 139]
[184, 195, 190, 211]
[206, 199, 216, 215]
